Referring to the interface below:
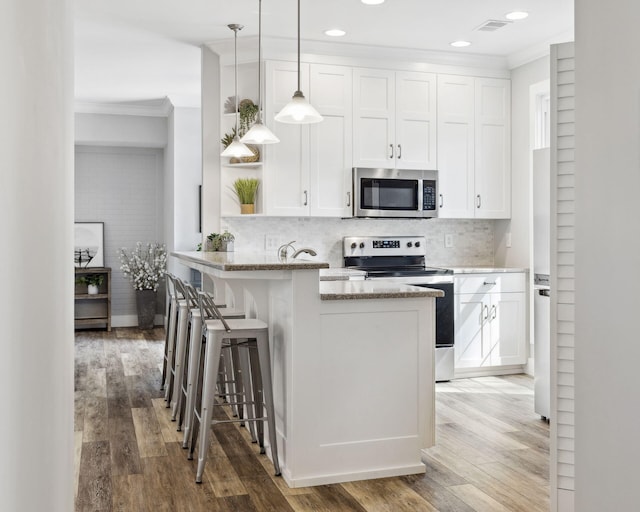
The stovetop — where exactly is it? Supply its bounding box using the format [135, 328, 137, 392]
[343, 236, 453, 278]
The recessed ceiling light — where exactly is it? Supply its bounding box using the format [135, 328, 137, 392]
[361, 0, 385, 5]
[505, 11, 529, 21]
[450, 40, 471, 48]
[324, 29, 346, 37]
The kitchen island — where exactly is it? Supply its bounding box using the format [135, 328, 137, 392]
[172, 251, 442, 487]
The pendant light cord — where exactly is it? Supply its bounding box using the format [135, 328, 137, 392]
[257, 0, 263, 122]
[297, 0, 301, 93]
[234, 26, 239, 135]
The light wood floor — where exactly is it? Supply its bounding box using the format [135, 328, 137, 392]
[75, 328, 549, 512]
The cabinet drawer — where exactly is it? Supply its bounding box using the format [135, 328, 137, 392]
[455, 273, 525, 294]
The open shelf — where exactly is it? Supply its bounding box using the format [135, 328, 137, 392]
[74, 267, 111, 331]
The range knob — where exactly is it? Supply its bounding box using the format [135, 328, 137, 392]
[351, 242, 357, 249]
[407, 242, 413, 248]
[415, 241, 421, 247]
[359, 242, 365, 249]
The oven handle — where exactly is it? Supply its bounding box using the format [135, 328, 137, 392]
[364, 275, 454, 285]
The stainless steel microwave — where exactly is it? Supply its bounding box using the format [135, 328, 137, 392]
[352, 168, 438, 218]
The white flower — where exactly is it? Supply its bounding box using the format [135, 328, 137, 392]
[118, 242, 167, 291]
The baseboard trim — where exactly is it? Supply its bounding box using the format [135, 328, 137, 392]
[454, 365, 525, 379]
[111, 314, 164, 328]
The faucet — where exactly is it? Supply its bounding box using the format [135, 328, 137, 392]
[292, 247, 317, 258]
[277, 241, 317, 261]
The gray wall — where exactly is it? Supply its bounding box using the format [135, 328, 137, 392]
[75, 145, 164, 324]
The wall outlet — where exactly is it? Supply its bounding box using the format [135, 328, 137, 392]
[265, 235, 279, 251]
[506, 232, 512, 248]
[445, 234, 454, 248]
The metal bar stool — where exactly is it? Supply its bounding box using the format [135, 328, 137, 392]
[188, 292, 281, 483]
[161, 273, 182, 392]
[176, 282, 246, 444]
[163, 273, 186, 405]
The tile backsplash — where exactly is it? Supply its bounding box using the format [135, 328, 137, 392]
[222, 217, 494, 268]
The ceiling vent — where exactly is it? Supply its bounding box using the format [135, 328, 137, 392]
[475, 19, 512, 32]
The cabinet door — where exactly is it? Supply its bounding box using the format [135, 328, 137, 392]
[454, 293, 489, 368]
[353, 68, 395, 168]
[487, 292, 526, 366]
[264, 61, 310, 216]
[309, 64, 353, 217]
[395, 72, 437, 170]
[437, 75, 476, 218]
[474, 78, 511, 219]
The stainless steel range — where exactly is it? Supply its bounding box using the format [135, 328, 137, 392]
[343, 235, 454, 382]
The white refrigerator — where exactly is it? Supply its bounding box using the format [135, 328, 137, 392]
[533, 148, 551, 420]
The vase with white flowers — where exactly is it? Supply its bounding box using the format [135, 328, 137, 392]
[118, 242, 167, 329]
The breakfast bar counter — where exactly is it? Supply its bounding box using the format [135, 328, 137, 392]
[172, 251, 437, 487]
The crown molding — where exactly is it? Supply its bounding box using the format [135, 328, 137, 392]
[206, 35, 509, 75]
[507, 30, 574, 70]
[74, 97, 174, 117]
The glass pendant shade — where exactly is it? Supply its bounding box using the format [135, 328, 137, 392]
[275, 91, 323, 124]
[221, 23, 254, 158]
[221, 137, 255, 158]
[240, 119, 280, 144]
[241, 0, 280, 145]
[275, 0, 323, 125]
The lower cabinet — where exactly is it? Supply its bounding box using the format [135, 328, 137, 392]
[454, 273, 526, 372]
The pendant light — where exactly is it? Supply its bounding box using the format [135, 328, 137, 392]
[274, 0, 323, 124]
[240, 0, 280, 144]
[221, 24, 255, 159]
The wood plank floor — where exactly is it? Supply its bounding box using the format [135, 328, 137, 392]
[75, 328, 549, 512]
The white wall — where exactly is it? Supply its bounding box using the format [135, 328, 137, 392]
[76, 112, 168, 148]
[495, 55, 550, 268]
[165, 107, 202, 281]
[575, 2, 640, 510]
[0, 1, 74, 510]
[202, 46, 222, 239]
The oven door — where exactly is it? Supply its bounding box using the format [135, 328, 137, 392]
[364, 275, 454, 348]
[411, 282, 454, 348]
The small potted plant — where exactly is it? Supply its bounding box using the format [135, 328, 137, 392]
[204, 230, 235, 252]
[233, 178, 260, 214]
[76, 274, 104, 295]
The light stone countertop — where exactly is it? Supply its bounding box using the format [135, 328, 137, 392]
[172, 251, 330, 271]
[450, 266, 529, 274]
[320, 280, 444, 301]
[319, 268, 367, 281]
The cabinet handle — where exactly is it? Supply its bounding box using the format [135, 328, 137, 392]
[490, 304, 497, 320]
[389, 144, 394, 159]
[439, 194, 444, 208]
[347, 191, 351, 207]
[483, 304, 489, 322]
[483, 281, 496, 286]
[397, 144, 402, 159]
[303, 190, 308, 206]
[476, 194, 481, 209]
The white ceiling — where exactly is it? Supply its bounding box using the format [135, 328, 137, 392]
[74, 0, 573, 108]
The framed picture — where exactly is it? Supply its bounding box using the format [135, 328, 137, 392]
[74, 222, 104, 268]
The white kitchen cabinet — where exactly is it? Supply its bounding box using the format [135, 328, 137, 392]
[353, 69, 437, 170]
[437, 75, 511, 219]
[263, 61, 352, 217]
[454, 273, 526, 372]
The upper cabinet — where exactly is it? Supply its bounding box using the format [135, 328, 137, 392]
[353, 69, 437, 170]
[262, 62, 352, 217]
[437, 75, 511, 219]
